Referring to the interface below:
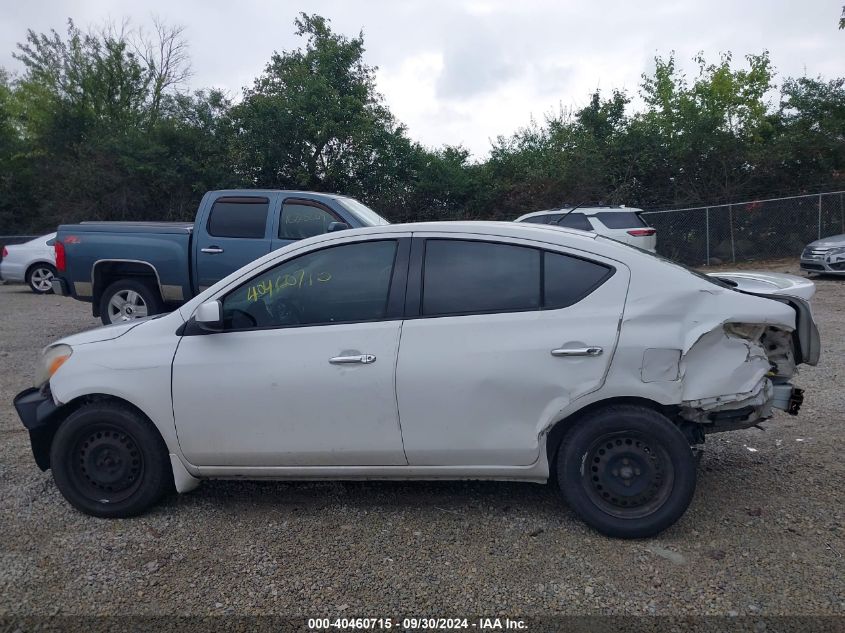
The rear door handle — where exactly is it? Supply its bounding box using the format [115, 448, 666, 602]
[201, 246, 224, 254]
[329, 354, 376, 365]
[551, 346, 603, 357]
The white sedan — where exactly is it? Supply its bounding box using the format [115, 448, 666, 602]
[13, 222, 819, 538]
[0, 233, 57, 293]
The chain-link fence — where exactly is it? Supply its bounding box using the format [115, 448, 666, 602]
[640, 191, 845, 266]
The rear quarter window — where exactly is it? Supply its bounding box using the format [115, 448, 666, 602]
[592, 212, 647, 229]
[543, 252, 613, 309]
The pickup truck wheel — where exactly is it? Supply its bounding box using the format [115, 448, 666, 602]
[26, 263, 56, 294]
[556, 405, 697, 539]
[50, 402, 172, 518]
[100, 279, 162, 325]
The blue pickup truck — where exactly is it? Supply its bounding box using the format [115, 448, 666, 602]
[53, 190, 389, 324]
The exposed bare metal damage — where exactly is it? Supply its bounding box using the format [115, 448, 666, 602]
[677, 323, 800, 430]
[594, 258, 819, 442]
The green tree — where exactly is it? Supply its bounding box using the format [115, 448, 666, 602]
[229, 13, 407, 195]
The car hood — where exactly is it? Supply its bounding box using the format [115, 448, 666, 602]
[706, 271, 815, 301]
[805, 234, 845, 249]
[53, 316, 159, 347]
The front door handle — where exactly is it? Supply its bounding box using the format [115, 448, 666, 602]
[551, 346, 603, 357]
[329, 354, 376, 365]
[201, 246, 224, 254]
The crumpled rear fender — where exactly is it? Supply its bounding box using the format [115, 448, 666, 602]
[600, 285, 807, 428]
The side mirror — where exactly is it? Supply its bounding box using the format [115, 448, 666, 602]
[327, 221, 350, 233]
[195, 300, 223, 332]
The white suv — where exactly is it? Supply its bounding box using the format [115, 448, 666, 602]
[515, 207, 657, 251]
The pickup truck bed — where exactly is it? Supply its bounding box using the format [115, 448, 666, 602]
[58, 222, 194, 308]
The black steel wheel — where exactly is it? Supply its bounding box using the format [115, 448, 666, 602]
[50, 401, 172, 517]
[69, 423, 145, 504]
[556, 405, 697, 538]
[582, 431, 674, 519]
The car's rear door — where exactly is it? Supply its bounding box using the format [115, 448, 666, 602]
[395, 234, 629, 466]
[194, 194, 277, 291]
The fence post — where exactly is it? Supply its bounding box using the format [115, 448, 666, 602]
[818, 194, 822, 239]
[840, 192, 843, 233]
[705, 207, 710, 266]
[729, 204, 736, 264]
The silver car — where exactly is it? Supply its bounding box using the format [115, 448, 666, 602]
[800, 234, 845, 275]
[0, 233, 57, 293]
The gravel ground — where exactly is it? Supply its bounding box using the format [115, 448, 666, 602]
[0, 262, 843, 618]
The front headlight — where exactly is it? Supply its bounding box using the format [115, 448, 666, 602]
[35, 344, 72, 387]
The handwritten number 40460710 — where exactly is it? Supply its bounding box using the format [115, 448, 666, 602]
[246, 269, 331, 302]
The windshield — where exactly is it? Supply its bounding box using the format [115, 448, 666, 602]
[336, 197, 390, 227]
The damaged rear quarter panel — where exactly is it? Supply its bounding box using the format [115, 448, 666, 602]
[597, 260, 797, 411]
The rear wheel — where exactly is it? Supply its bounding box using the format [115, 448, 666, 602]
[99, 279, 163, 325]
[26, 263, 56, 294]
[556, 405, 697, 538]
[50, 402, 172, 517]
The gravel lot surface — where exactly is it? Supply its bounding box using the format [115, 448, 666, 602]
[0, 261, 843, 618]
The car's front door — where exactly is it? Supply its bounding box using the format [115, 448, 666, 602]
[270, 198, 346, 252]
[396, 235, 629, 467]
[172, 236, 411, 467]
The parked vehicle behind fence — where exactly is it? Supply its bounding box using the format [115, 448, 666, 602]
[14, 221, 819, 538]
[51, 190, 389, 325]
[800, 233, 845, 275]
[515, 206, 657, 251]
[0, 233, 57, 294]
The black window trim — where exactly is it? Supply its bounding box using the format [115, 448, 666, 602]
[404, 236, 615, 320]
[183, 237, 411, 336]
[206, 195, 271, 240]
[277, 197, 344, 240]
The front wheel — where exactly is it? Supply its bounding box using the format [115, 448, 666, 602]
[50, 402, 173, 517]
[556, 405, 697, 538]
[26, 263, 56, 294]
[99, 279, 163, 325]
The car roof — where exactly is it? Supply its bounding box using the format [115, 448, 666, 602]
[207, 189, 352, 201]
[515, 207, 644, 222]
[282, 220, 656, 265]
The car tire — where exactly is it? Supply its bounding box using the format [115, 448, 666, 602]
[556, 405, 697, 539]
[26, 263, 56, 294]
[50, 401, 173, 518]
[99, 279, 163, 325]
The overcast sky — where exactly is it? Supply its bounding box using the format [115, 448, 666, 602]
[2, 0, 843, 157]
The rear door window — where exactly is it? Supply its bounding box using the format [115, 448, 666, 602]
[593, 212, 646, 229]
[422, 240, 541, 316]
[207, 197, 269, 238]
